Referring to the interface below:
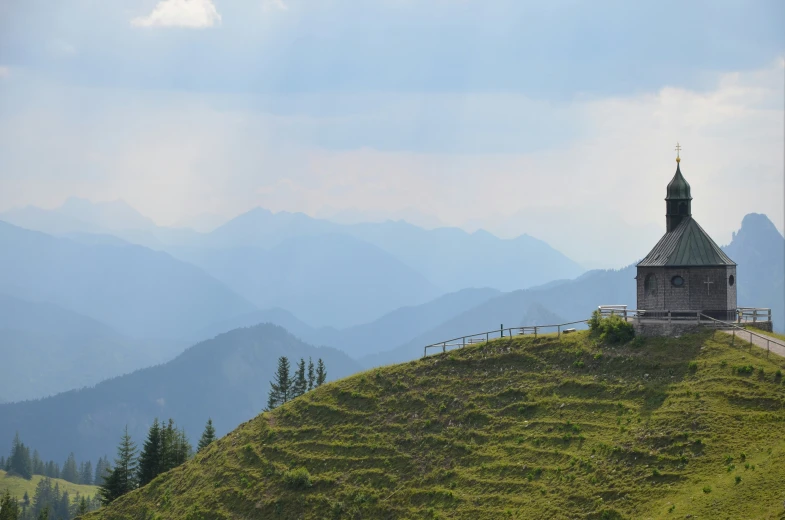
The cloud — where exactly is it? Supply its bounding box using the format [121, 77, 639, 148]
[0, 59, 781, 267]
[131, 0, 221, 28]
[0, 67, 9, 79]
[262, 0, 287, 11]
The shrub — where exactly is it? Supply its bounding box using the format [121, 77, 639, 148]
[775, 370, 782, 382]
[702, 486, 712, 494]
[735, 365, 754, 375]
[588, 310, 635, 344]
[283, 467, 312, 489]
[687, 361, 698, 372]
[735, 475, 742, 484]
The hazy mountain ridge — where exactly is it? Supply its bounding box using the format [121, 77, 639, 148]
[169, 233, 444, 328]
[0, 220, 257, 339]
[0, 293, 186, 403]
[0, 324, 362, 463]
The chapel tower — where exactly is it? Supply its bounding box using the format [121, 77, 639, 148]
[636, 146, 737, 321]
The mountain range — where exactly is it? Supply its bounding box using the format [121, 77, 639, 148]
[0, 324, 361, 464]
[0, 293, 182, 403]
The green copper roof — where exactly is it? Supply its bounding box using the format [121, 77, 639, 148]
[637, 217, 736, 267]
[666, 163, 692, 200]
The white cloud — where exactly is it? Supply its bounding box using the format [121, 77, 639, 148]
[262, 0, 287, 11]
[131, 0, 221, 28]
[0, 66, 9, 79]
[0, 59, 781, 267]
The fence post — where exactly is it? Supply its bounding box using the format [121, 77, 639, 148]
[534, 326, 538, 338]
[443, 342, 446, 354]
[558, 325, 561, 339]
[767, 339, 770, 358]
[463, 336, 466, 348]
[768, 309, 772, 322]
[424, 346, 427, 358]
[668, 310, 671, 325]
[486, 332, 489, 343]
[501, 324, 503, 339]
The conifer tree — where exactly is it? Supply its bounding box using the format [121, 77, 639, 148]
[0, 455, 5, 470]
[32, 450, 44, 476]
[76, 496, 89, 517]
[0, 490, 19, 520]
[99, 426, 138, 505]
[307, 357, 315, 391]
[316, 358, 327, 387]
[267, 356, 292, 410]
[61, 453, 78, 483]
[197, 419, 216, 452]
[79, 460, 93, 485]
[292, 358, 307, 398]
[94, 457, 109, 486]
[137, 419, 162, 487]
[44, 461, 59, 479]
[8, 433, 32, 479]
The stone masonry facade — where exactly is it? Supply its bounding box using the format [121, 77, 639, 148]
[636, 265, 737, 318]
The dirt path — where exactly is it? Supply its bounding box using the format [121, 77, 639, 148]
[720, 329, 785, 359]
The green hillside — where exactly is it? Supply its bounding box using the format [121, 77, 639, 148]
[0, 470, 98, 501]
[89, 330, 785, 519]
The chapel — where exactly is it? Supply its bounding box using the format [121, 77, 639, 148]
[636, 147, 737, 321]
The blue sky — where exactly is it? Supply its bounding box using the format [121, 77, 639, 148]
[0, 0, 783, 266]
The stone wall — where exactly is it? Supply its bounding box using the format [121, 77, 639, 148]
[636, 266, 736, 314]
[632, 319, 703, 338]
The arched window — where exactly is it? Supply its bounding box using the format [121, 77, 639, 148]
[644, 273, 657, 297]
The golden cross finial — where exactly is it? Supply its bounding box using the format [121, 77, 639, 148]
[675, 142, 682, 163]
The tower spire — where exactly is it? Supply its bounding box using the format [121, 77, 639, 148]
[675, 142, 681, 163]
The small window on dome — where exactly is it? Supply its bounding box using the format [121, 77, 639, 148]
[671, 275, 684, 287]
[729, 275, 735, 287]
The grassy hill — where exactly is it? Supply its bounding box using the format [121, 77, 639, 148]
[88, 330, 785, 519]
[0, 470, 98, 501]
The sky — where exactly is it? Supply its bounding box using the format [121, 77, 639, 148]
[0, 0, 783, 267]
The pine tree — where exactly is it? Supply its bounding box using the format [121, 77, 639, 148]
[31, 450, 44, 476]
[36, 507, 49, 520]
[79, 460, 93, 485]
[136, 419, 162, 487]
[197, 419, 216, 452]
[316, 358, 327, 387]
[98, 426, 138, 505]
[61, 453, 78, 483]
[44, 461, 59, 479]
[0, 456, 5, 470]
[0, 489, 20, 520]
[8, 433, 32, 479]
[267, 356, 292, 410]
[307, 357, 315, 391]
[76, 496, 89, 517]
[292, 358, 307, 398]
[94, 457, 109, 485]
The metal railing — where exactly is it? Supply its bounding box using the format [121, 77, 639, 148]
[423, 319, 589, 357]
[699, 313, 783, 358]
[422, 307, 778, 359]
[737, 307, 772, 324]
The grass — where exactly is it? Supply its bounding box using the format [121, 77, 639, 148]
[0, 469, 98, 501]
[88, 330, 785, 520]
[743, 326, 785, 343]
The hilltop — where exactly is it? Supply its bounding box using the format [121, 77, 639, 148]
[88, 330, 785, 519]
[0, 469, 97, 502]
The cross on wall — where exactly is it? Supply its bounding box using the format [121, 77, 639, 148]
[704, 278, 714, 295]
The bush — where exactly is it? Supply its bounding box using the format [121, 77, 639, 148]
[688, 361, 698, 372]
[588, 310, 635, 344]
[283, 467, 312, 489]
